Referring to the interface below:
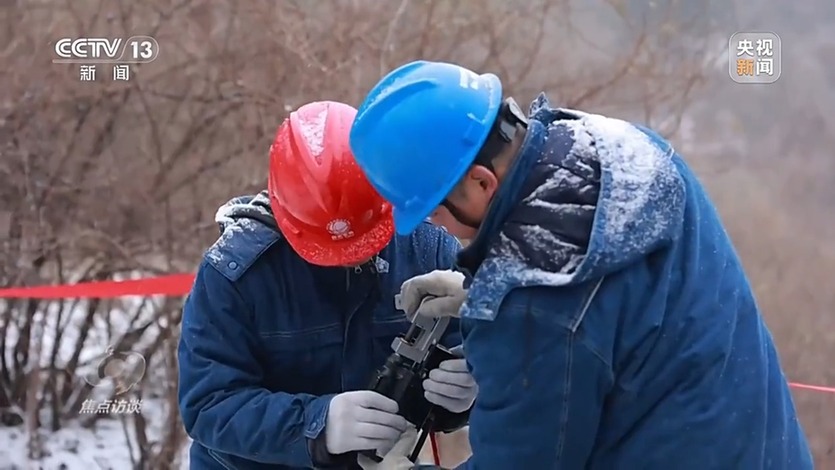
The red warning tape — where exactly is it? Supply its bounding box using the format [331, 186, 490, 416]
[788, 382, 835, 394]
[0, 275, 833, 395]
[0, 273, 195, 299]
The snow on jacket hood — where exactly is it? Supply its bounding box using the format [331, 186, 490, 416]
[458, 93, 685, 320]
[214, 190, 276, 231]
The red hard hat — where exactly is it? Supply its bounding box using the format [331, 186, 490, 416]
[268, 101, 394, 266]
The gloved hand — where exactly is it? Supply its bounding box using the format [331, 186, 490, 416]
[325, 391, 410, 455]
[424, 346, 477, 413]
[397, 270, 467, 320]
[357, 427, 420, 470]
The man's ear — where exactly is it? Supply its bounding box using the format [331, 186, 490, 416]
[469, 165, 498, 193]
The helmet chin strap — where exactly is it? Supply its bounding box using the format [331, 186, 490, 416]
[440, 199, 482, 230]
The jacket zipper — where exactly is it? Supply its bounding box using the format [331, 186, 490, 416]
[340, 261, 378, 391]
[340, 264, 365, 391]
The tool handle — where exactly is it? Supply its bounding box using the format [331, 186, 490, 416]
[409, 427, 431, 463]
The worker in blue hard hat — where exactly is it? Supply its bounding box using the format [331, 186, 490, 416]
[348, 60, 813, 469]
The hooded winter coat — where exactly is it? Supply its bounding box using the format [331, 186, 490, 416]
[449, 94, 812, 469]
[177, 192, 463, 469]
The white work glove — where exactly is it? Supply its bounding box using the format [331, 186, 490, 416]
[424, 346, 477, 413]
[357, 427, 420, 470]
[325, 391, 410, 455]
[398, 270, 467, 320]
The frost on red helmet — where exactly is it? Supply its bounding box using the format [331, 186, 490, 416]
[267, 101, 394, 266]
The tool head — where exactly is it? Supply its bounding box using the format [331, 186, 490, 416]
[391, 314, 450, 363]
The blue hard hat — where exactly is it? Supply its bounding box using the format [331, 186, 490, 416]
[349, 60, 503, 235]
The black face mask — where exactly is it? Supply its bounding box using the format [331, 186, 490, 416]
[439, 98, 528, 230]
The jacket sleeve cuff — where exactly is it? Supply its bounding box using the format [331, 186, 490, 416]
[433, 406, 471, 433]
[307, 432, 358, 468]
[303, 394, 358, 468]
[302, 394, 333, 439]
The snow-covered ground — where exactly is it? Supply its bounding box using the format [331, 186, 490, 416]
[0, 416, 190, 470]
[0, 396, 190, 469]
[0, 283, 189, 470]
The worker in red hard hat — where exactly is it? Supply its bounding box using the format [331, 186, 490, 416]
[177, 101, 476, 470]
